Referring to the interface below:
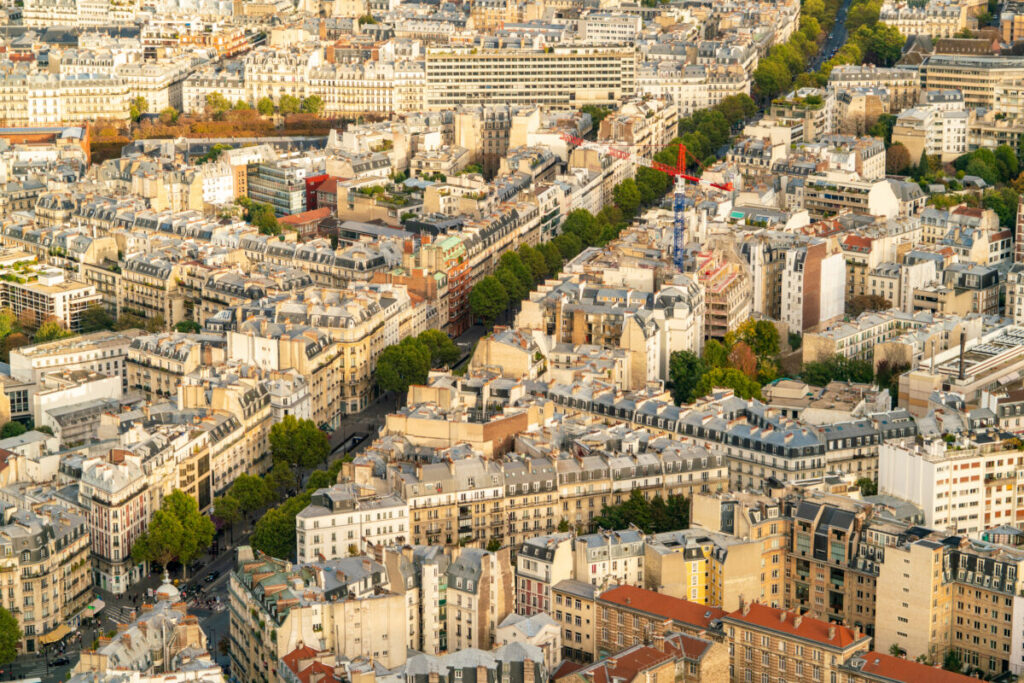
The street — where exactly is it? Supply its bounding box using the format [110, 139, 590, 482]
[810, 0, 856, 70]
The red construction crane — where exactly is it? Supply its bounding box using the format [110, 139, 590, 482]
[559, 132, 734, 192]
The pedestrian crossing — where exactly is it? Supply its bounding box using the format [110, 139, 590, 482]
[106, 605, 138, 624]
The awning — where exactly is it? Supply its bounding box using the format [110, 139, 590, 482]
[39, 623, 70, 645]
[81, 599, 105, 616]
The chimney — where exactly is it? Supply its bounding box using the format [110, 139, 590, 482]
[741, 601, 750, 616]
[828, 626, 836, 641]
[779, 610, 787, 623]
[793, 614, 803, 627]
[959, 331, 966, 381]
[362, 558, 372, 572]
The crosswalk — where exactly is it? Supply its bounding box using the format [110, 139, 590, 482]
[106, 605, 137, 624]
[4, 654, 76, 680]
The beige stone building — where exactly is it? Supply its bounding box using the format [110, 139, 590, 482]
[229, 547, 408, 683]
[0, 504, 91, 654]
[721, 602, 871, 683]
[127, 332, 226, 400]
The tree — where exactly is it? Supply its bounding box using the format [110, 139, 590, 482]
[889, 643, 906, 658]
[161, 490, 215, 573]
[34, 425, 53, 436]
[418, 329, 460, 368]
[33, 320, 73, 343]
[129, 96, 148, 121]
[868, 113, 897, 146]
[376, 340, 430, 399]
[0, 607, 19, 665]
[557, 518, 570, 532]
[238, 197, 281, 235]
[994, 145, 1019, 181]
[725, 320, 780, 360]
[131, 508, 183, 567]
[357, 13, 377, 23]
[561, 210, 601, 247]
[205, 92, 230, 114]
[158, 107, 179, 125]
[496, 267, 527, 308]
[702, 339, 730, 369]
[581, 105, 611, 127]
[728, 341, 758, 379]
[499, 252, 534, 296]
[213, 495, 242, 534]
[753, 59, 792, 99]
[305, 469, 334, 492]
[612, 178, 642, 217]
[669, 351, 707, 405]
[486, 538, 502, 552]
[965, 156, 1000, 185]
[175, 320, 201, 333]
[301, 96, 324, 115]
[230, 474, 274, 513]
[802, 355, 875, 385]
[914, 149, 930, 180]
[251, 493, 311, 560]
[942, 650, 962, 672]
[847, 294, 892, 316]
[279, 95, 301, 115]
[518, 244, 548, 283]
[853, 23, 905, 67]
[270, 415, 329, 468]
[0, 333, 28, 363]
[537, 242, 563, 276]
[257, 97, 275, 116]
[0, 422, 25, 439]
[856, 477, 878, 496]
[266, 460, 298, 496]
[592, 490, 689, 533]
[694, 367, 763, 400]
[233, 100, 251, 110]
[146, 315, 165, 333]
[81, 304, 116, 333]
[876, 360, 909, 408]
[469, 275, 509, 325]
[885, 143, 911, 174]
[552, 232, 583, 260]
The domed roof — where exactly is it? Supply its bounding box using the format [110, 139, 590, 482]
[155, 573, 181, 603]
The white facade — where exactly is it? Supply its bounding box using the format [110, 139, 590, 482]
[296, 485, 409, 561]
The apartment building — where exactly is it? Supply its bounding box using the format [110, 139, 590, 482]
[0, 261, 101, 332]
[644, 529, 762, 611]
[875, 532, 1024, 676]
[552, 579, 597, 663]
[118, 254, 186, 327]
[75, 452, 150, 595]
[780, 240, 846, 332]
[227, 322, 344, 430]
[423, 47, 637, 109]
[594, 585, 725, 659]
[722, 602, 871, 683]
[127, 332, 225, 399]
[9, 330, 142, 394]
[892, 106, 969, 162]
[691, 491, 791, 609]
[516, 532, 573, 616]
[446, 547, 514, 651]
[0, 72, 130, 126]
[296, 483, 409, 560]
[828, 65, 921, 112]
[920, 55, 1024, 108]
[800, 172, 900, 220]
[229, 547, 407, 683]
[0, 504, 91, 653]
[692, 251, 752, 340]
[637, 62, 751, 117]
[879, 432, 1024, 535]
[382, 544, 451, 654]
[880, 0, 968, 38]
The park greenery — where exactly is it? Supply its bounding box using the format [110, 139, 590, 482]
[237, 197, 281, 235]
[669, 320, 780, 404]
[591, 489, 690, 534]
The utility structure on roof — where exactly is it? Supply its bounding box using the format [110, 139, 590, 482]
[559, 132, 733, 273]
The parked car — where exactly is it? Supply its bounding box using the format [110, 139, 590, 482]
[204, 570, 219, 583]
